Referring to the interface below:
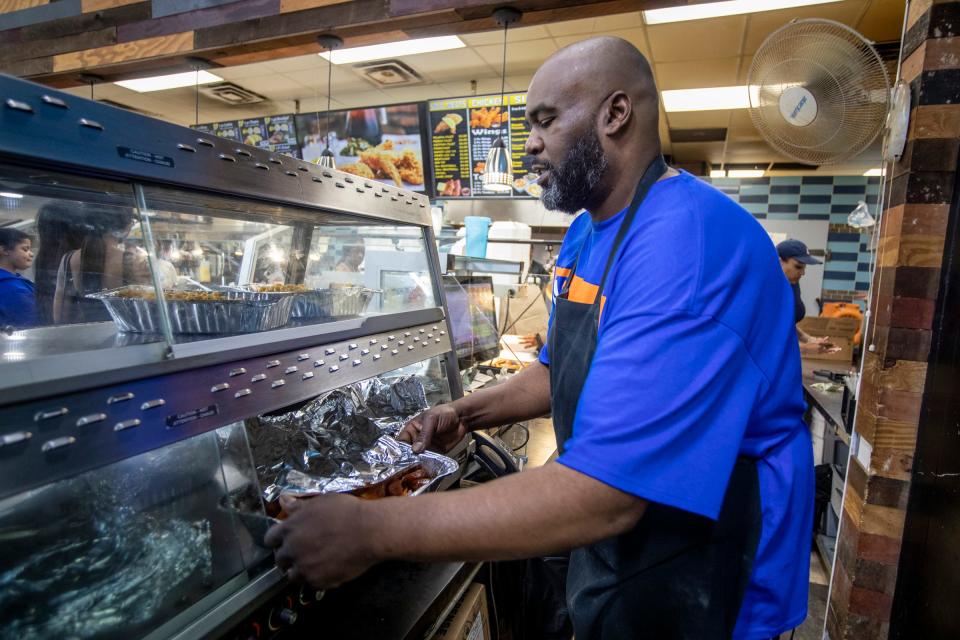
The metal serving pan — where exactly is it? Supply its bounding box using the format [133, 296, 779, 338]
[87, 286, 295, 334]
[241, 285, 375, 319]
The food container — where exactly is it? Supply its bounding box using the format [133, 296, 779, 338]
[242, 284, 374, 319]
[88, 285, 295, 334]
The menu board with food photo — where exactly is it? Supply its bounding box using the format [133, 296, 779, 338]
[193, 120, 241, 142]
[239, 118, 268, 148]
[428, 93, 537, 199]
[262, 115, 299, 157]
[295, 104, 429, 192]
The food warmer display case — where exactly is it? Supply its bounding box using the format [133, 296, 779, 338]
[0, 75, 469, 640]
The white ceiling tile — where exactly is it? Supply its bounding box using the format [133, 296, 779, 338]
[545, 17, 596, 38]
[233, 74, 304, 94]
[217, 62, 277, 81]
[265, 54, 324, 74]
[593, 12, 643, 32]
[474, 39, 557, 68]
[655, 57, 740, 91]
[857, 0, 906, 42]
[743, 1, 869, 55]
[647, 15, 747, 62]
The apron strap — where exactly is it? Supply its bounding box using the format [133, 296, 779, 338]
[591, 154, 667, 306]
[558, 156, 668, 303]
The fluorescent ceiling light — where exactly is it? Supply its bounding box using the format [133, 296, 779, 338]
[710, 169, 727, 178]
[863, 168, 883, 176]
[115, 70, 223, 93]
[319, 36, 465, 64]
[661, 85, 750, 112]
[0, 192, 23, 198]
[644, 0, 842, 25]
[728, 169, 765, 178]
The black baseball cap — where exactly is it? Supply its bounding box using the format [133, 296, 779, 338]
[776, 239, 821, 265]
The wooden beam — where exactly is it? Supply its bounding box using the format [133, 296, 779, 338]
[52, 30, 194, 72]
[280, 0, 352, 13]
[81, 0, 141, 12]
[0, 0, 46, 15]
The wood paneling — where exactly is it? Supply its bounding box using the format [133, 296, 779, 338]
[0, 0, 45, 13]
[911, 104, 960, 139]
[81, 0, 142, 12]
[0, 25, 114, 61]
[118, 0, 277, 42]
[280, 0, 351, 13]
[52, 30, 193, 72]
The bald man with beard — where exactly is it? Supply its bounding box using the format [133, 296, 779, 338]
[266, 37, 813, 640]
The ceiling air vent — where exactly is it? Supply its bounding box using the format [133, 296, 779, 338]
[199, 82, 265, 105]
[355, 60, 423, 87]
[669, 128, 727, 143]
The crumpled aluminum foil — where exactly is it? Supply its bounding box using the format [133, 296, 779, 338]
[245, 376, 444, 499]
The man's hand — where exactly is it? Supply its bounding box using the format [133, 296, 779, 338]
[518, 333, 540, 349]
[264, 494, 380, 589]
[398, 404, 468, 453]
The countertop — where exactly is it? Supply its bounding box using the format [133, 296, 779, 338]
[801, 358, 854, 442]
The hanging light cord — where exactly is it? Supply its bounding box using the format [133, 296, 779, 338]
[324, 46, 334, 150]
[498, 19, 509, 140]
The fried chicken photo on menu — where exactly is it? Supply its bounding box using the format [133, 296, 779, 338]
[395, 149, 424, 185]
[340, 162, 376, 180]
[360, 149, 403, 187]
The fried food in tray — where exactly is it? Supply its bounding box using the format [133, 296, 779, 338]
[341, 141, 424, 188]
[245, 283, 309, 293]
[115, 288, 227, 302]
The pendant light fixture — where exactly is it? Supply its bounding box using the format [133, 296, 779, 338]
[482, 7, 522, 193]
[316, 34, 343, 170]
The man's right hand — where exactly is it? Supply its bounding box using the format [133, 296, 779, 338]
[399, 404, 468, 453]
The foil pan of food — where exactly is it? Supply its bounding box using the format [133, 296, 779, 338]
[242, 382, 454, 524]
[87, 285, 295, 334]
[243, 283, 375, 319]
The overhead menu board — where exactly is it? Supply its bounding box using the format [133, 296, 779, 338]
[194, 115, 300, 158]
[295, 104, 429, 192]
[428, 93, 540, 199]
[194, 120, 241, 142]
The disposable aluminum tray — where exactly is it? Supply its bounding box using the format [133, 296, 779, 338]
[292, 287, 374, 319]
[88, 286, 295, 334]
[242, 285, 374, 319]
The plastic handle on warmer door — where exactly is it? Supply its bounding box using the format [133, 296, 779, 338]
[471, 431, 521, 478]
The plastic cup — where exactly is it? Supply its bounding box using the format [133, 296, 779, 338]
[464, 216, 492, 258]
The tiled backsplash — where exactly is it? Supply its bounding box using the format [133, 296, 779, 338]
[705, 175, 881, 306]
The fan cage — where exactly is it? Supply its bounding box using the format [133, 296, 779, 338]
[747, 19, 890, 166]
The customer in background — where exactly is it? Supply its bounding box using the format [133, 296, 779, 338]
[776, 239, 833, 355]
[33, 201, 84, 325]
[0, 228, 38, 328]
[53, 204, 152, 324]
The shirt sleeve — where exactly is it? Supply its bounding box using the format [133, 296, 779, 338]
[557, 308, 768, 520]
[2, 279, 38, 328]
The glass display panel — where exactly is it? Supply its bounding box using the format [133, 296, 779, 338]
[0, 164, 168, 368]
[133, 188, 437, 344]
[0, 423, 263, 640]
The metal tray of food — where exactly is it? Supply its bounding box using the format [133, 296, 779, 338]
[243, 284, 375, 319]
[87, 285, 295, 334]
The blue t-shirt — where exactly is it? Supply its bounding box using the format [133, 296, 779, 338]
[0, 268, 38, 329]
[540, 171, 814, 639]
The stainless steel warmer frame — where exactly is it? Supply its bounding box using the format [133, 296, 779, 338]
[0, 73, 466, 639]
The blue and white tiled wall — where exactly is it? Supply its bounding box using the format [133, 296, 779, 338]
[704, 175, 881, 305]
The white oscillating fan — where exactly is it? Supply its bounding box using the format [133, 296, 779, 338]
[748, 19, 892, 166]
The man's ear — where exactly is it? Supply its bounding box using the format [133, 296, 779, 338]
[600, 91, 632, 136]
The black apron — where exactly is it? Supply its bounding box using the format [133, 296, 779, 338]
[547, 156, 763, 640]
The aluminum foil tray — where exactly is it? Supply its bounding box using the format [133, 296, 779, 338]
[240, 285, 374, 319]
[88, 286, 295, 334]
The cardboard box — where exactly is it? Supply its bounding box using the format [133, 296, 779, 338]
[435, 583, 491, 640]
[798, 317, 858, 362]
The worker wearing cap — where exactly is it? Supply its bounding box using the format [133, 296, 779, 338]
[776, 239, 832, 355]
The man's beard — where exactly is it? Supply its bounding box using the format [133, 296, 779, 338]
[539, 128, 608, 214]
